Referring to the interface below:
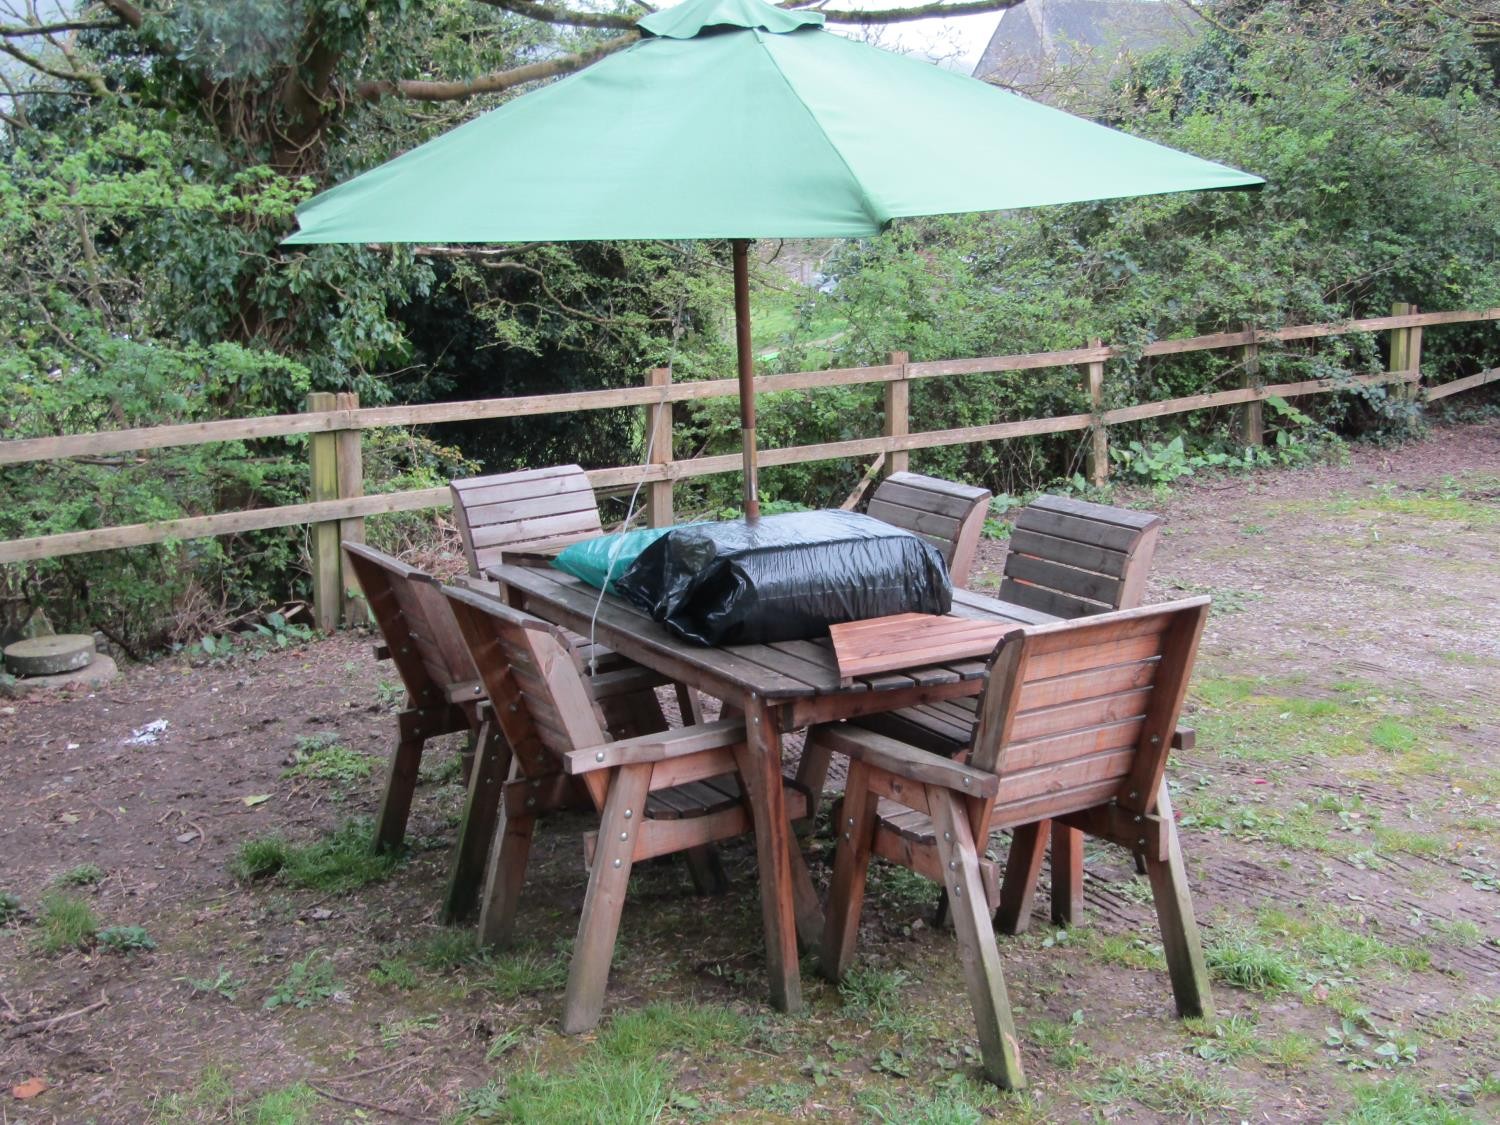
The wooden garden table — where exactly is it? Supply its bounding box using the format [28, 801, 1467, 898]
[485, 560, 1056, 1014]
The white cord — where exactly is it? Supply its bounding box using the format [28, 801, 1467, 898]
[585, 300, 685, 676]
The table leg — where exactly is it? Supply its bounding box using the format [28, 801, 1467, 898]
[731, 693, 803, 1014]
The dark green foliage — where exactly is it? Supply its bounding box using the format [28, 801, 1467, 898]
[230, 819, 401, 892]
[98, 925, 156, 953]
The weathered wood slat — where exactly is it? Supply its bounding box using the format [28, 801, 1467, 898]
[1003, 553, 1124, 608]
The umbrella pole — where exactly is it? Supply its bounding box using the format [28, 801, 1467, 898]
[733, 238, 759, 521]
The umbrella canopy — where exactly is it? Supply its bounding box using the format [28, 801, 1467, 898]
[287, 0, 1263, 515]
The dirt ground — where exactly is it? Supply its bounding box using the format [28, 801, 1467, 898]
[1, 420, 1496, 1124]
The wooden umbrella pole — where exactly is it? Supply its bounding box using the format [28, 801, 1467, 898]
[733, 238, 759, 521]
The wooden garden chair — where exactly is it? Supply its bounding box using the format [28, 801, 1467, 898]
[343, 542, 674, 923]
[440, 584, 813, 1033]
[450, 463, 606, 576]
[806, 597, 1213, 1089]
[450, 462, 702, 722]
[853, 493, 1167, 921]
[865, 470, 993, 587]
[795, 472, 994, 807]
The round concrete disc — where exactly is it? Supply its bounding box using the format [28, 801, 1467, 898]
[4, 634, 95, 676]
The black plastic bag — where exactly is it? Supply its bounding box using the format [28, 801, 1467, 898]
[615, 509, 951, 646]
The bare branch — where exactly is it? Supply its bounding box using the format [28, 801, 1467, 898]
[0, 37, 108, 94]
[356, 33, 637, 102]
[812, 0, 1025, 24]
[0, 18, 121, 37]
[471, 0, 641, 30]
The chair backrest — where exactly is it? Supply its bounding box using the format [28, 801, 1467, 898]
[866, 471, 993, 586]
[440, 584, 611, 800]
[343, 542, 477, 710]
[968, 597, 1209, 827]
[998, 495, 1162, 619]
[450, 465, 604, 577]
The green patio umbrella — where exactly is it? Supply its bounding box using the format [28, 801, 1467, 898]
[286, 0, 1262, 517]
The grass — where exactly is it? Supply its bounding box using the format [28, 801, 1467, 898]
[54, 863, 105, 886]
[280, 734, 371, 786]
[1331, 1076, 1479, 1124]
[33, 892, 99, 953]
[263, 950, 341, 1010]
[230, 819, 401, 892]
[1203, 926, 1299, 993]
[153, 1067, 319, 1124]
[1078, 1058, 1240, 1122]
[453, 1002, 749, 1123]
[98, 924, 156, 952]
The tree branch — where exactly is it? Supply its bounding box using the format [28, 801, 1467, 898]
[471, 0, 642, 30]
[812, 0, 1026, 24]
[356, 33, 637, 102]
[0, 18, 121, 38]
[0, 38, 108, 94]
[98, 0, 143, 31]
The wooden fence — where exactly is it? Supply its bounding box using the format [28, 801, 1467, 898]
[2, 303, 1496, 630]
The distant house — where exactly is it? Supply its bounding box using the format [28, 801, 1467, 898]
[973, 0, 1203, 103]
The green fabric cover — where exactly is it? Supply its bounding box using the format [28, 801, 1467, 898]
[285, 0, 1260, 246]
[551, 526, 679, 593]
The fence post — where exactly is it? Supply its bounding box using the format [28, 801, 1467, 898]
[644, 366, 674, 528]
[883, 350, 910, 475]
[1390, 301, 1421, 401]
[1238, 325, 1264, 447]
[1085, 339, 1108, 486]
[333, 392, 367, 626]
[306, 391, 341, 633]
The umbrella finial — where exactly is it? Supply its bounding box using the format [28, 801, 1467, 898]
[638, 0, 824, 39]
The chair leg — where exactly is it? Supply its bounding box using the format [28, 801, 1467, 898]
[929, 787, 1026, 1091]
[477, 760, 535, 949]
[562, 762, 652, 1034]
[674, 682, 704, 725]
[994, 821, 1048, 935]
[819, 758, 877, 982]
[793, 742, 834, 825]
[443, 721, 511, 923]
[1145, 786, 1213, 1020]
[683, 845, 730, 896]
[1050, 824, 1084, 926]
[373, 734, 425, 853]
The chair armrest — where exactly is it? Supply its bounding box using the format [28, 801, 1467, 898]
[452, 574, 502, 596]
[1172, 725, 1195, 752]
[565, 717, 746, 774]
[811, 723, 999, 797]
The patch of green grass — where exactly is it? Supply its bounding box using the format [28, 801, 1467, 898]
[54, 862, 105, 886]
[1069, 927, 1166, 972]
[281, 734, 371, 786]
[1260, 1030, 1320, 1070]
[1029, 1010, 1091, 1070]
[1429, 918, 1484, 946]
[1368, 718, 1419, 753]
[1259, 909, 1431, 974]
[153, 1069, 318, 1124]
[370, 957, 420, 990]
[1331, 1076, 1478, 1124]
[744, 1080, 813, 1113]
[413, 930, 483, 971]
[184, 967, 245, 1000]
[857, 1076, 1008, 1124]
[455, 1002, 747, 1123]
[1078, 1058, 1239, 1122]
[381, 1014, 440, 1049]
[1372, 826, 1446, 857]
[231, 819, 400, 892]
[419, 749, 465, 786]
[33, 892, 99, 953]
[1426, 995, 1498, 1041]
[1203, 927, 1298, 993]
[1184, 1013, 1262, 1061]
[98, 924, 156, 952]
[263, 950, 341, 1010]
[482, 949, 569, 1000]
[0, 890, 21, 925]
[838, 964, 909, 1013]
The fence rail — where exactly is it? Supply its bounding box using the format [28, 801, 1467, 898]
[3, 303, 1497, 629]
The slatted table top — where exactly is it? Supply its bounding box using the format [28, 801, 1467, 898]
[487, 562, 1056, 703]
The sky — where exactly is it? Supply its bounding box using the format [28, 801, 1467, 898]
[824, 2, 1008, 73]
